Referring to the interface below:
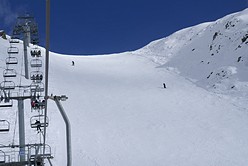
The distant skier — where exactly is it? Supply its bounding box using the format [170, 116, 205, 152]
[163, 83, 167, 89]
[72, 61, 75, 66]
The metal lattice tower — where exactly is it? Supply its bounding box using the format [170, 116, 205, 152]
[12, 13, 39, 79]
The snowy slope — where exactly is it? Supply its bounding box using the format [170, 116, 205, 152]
[1, 8, 248, 166]
[137, 9, 248, 97]
[47, 52, 248, 166]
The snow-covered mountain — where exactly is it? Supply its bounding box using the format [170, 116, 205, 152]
[136, 9, 248, 97]
[1, 8, 248, 166]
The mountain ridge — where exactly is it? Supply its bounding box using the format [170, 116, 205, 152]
[133, 8, 248, 97]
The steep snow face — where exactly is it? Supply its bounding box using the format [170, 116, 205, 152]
[139, 9, 248, 97]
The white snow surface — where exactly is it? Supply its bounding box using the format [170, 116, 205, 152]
[1, 8, 248, 166]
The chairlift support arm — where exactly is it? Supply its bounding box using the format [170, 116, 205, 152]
[48, 95, 71, 166]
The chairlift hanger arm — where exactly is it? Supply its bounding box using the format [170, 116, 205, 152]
[47, 94, 71, 166]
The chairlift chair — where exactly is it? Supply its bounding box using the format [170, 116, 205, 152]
[7, 47, 19, 54]
[29, 144, 52, 161]
[30, 59, 42, 68]
[6, 57, 18, 65]
[0, 99, 13, 108]
[30, 82, 44, 93]
[30, 115, 49, 129]
[31, 99, 45, 110]
[9, 38, 19, 44]
[0, 150, 6, 163]
[10, 36, 20, 39]
[9, 40, 19, 44]
[30, 71, 43, 82]
[0, 120, 10, 132]
[3, 69, 17, 78]
[0, 81, 15, 90]
[30, 48, 41, 57]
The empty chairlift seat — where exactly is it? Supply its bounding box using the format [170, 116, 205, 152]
[0, 81, 15, 90]
[3, 69, 17, 78]
[0, 120, 10, 132]
[29, 144, 52, 161]
[7, 46, 19, 54]
[6, 57, 18, 65]
[9, 37, 19, 44]
[30, 82, 44, 92]
[0, 150, 6, 163]
[30, 71, 43, 82]
[30, 48, 41, 57]
[11, 35, 20, 39]
[30, 115, 49, 129]
[0, 99, 13, 108]
[0, 91, 13, 107]
[30, 59, 42, 68]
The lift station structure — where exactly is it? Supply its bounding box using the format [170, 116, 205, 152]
[0, 13, 53, 165]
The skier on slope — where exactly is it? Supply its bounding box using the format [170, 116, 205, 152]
[163, 83, 167, 89]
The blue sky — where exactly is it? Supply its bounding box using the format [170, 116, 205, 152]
[0, 0, 247, 55]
